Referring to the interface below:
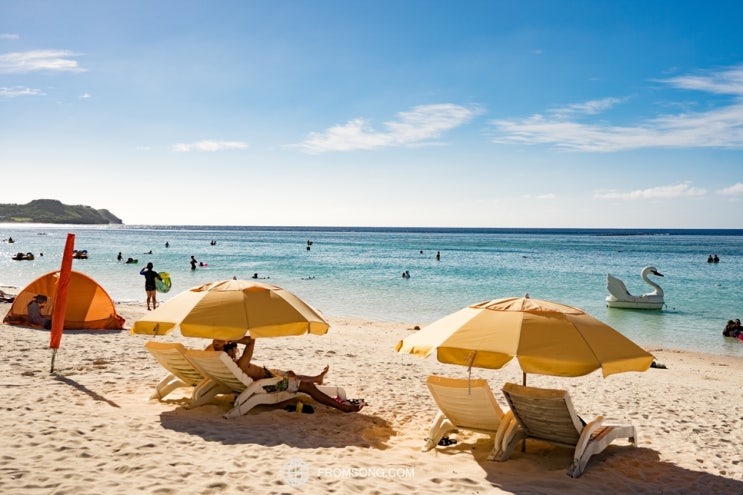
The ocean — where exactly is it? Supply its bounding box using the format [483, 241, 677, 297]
[2, 224, 742, 357]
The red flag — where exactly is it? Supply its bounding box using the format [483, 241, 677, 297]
[50, 233, 75, 350]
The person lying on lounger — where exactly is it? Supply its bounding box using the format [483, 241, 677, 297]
[207, 338, 364, 413]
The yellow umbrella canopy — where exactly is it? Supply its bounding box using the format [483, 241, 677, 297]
[131, 279, 329, 340]
[395, 295, 653, 379]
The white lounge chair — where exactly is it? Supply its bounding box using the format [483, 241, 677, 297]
[422, 375, 514, 460]
[144, 341, 230, 408]
[497, 382, 638, 477]
[183, 349, 347, 419]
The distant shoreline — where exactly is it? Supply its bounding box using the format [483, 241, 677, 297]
[4, 223, 742, 236]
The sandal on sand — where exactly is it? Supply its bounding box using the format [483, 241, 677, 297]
[438, 436, 457, 446]
[334, 397, 368, 409]
[339, 398, 367, 411]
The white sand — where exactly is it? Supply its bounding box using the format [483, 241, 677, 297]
[0, 303, 741, 495]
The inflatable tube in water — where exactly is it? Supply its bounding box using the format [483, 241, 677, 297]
[156, 272, 172, 293]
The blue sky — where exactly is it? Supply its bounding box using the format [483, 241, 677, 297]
[2, 1, 743, 228]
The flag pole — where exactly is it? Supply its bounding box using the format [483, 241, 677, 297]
[50, 233, 75, 373]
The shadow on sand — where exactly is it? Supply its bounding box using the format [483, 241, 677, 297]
[430, 437, 743, 495]
[158, 401, 394, 450]
[15, 326, 124, 335]
[52, 374, 121, 408]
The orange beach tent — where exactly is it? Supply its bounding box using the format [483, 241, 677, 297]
[3, 270, 124, 330]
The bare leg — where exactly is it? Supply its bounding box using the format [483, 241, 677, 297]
[298, 382, 362, 413]
[287, 365, 329, 385]
[146, 290, 157, 310]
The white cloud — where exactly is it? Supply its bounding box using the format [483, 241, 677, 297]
[0, 86, 45, 97]
[0, 50, 85, 74]
[295, 103, 480, 153]
[549, 97, 624, 118]
[490, 64, 743, 152]
[717, 182, 743, 196]
[493, 104, 743, 152]
[594, 182, 707, 200]
[660, 66, 743, 95]
[0, 33, 19, 40]
[79, 93, 92, 99]
[171, 140, 249, 152]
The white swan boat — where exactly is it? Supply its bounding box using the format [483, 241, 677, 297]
[606, 266, 665, 310]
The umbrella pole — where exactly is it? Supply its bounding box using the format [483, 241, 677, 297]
[467, 352, 476, 394]
[467, 363, 472, 394]
[50, 348, 58, 374]
[521, 371, 527, 453]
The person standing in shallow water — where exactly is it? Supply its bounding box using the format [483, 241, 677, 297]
[140, 262, 162, 310]
[190, 256, 198, 270]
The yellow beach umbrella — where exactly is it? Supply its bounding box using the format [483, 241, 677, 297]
[131, 279, 329, 340]
[395, 295, 653, 383]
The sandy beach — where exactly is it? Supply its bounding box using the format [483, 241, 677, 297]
[1, 302, 741, 495]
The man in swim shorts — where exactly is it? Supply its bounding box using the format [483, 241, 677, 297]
[209, 338, 362, 412]
[261, 366, 298, 393]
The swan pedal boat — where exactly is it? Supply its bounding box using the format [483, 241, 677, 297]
[606, 266, 665, 310]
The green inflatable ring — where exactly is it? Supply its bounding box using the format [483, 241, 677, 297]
[156, 272, 172, 293]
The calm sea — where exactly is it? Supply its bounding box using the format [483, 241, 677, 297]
[2, 224, 742, 357]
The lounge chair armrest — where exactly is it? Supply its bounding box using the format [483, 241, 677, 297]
[234, 375, 285, 396]
[252, 376, 283, 391]
[422, 411, 449, 452]
[492, 410, 515, 456]
[574, 415, 604, 459]
[492, 411, 523, 461]
[253, 376, 282, 386]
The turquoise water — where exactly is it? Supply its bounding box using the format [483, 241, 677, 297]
[2, 224, 742, 357]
